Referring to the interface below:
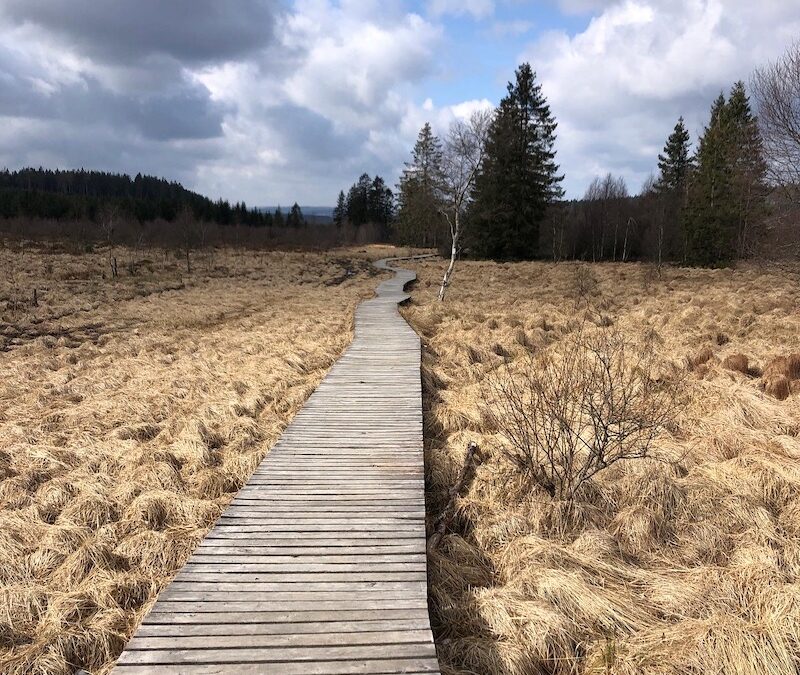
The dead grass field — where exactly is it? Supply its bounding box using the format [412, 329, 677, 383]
[402, 259, 800, 675]
[0, 243, 391, 674]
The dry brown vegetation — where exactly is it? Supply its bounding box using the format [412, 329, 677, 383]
[0, 242, 391, 674]
[402, 259, 800, 675]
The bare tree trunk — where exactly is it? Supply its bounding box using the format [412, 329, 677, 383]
[623, 218, 630, 262]
[438, 211, 458, 302]
[613, 219, 619, 262]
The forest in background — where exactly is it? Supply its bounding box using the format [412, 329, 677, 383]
[3, 45, 800, 266]
[391, 63, 799, 268]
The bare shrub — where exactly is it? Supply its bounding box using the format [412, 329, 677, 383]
[487, 325, 683, 501]
[571, 264, 599, 307]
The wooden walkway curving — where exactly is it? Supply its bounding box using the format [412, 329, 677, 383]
[114, 257, 439, 674]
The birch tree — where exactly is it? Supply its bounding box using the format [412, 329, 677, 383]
[438, 109, 491, 301]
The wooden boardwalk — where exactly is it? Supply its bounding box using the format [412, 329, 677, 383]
[114, 257, 439, 674]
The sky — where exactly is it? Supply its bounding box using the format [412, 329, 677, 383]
[1, 0, 799, 205]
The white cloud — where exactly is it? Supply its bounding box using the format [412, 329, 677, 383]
[525, 0, 800, 197]
[428, 0, 495, 20]
[188, 1, 447, 203]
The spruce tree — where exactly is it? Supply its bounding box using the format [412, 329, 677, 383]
[685, 93, 736, 265]
[396, 123, 445, 246]
[368, 176, 394, 236]
[346, 173, 372, 226]
[287, 202, 305, 228]
[273, 206, 284, 227]
[655, 117, 693, 263]
[685, 84, 768, 265]
[657, 117, 693, 193]
[470, 63, 564, 259]
[333, 190, 346, 227]
[726, 81, 768, 257]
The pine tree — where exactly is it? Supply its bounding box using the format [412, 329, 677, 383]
[368, 176, 394, 238]
[654, 117, 693, 263]
[396, 123, 445, 247]
[685, 93, 736, 265]
[726, 81, 768, 257]
[287, 202, 305, 228]
[346, 174, 372, 226]
[273, 206, 284, 227]
[333, 190, 346, 227]
[684, 83, 768, 265]
[657, 117, 693, 193]
[470, 63, 564, 259]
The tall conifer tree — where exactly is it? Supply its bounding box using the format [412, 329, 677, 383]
[396, 123, 445, 246]
[657, 117, 693, 193]
[333, 190, 346, 227]
[655, 117, 693, 263]
[470, 63, 563, 259]
[685, 83, 768, 265]
[685, 94, 735, 265]
[726, 81, 768, 257]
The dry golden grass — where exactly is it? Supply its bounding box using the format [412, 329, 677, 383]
[402, 259, 800, 675]
[0, 243, 392, 674]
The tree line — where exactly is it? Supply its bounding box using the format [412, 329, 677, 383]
[392, 50, 800, 272]
[332, 173, 394, 239]
[0, 168, 309, 228]
[549, 81, 767, 266]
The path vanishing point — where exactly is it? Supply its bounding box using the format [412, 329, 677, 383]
[113, 257, 440, 674]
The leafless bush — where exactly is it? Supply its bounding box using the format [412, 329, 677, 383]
[641, 261, 662, 293]
[571, 264, 599, 306]
[487, 325, 683, 501]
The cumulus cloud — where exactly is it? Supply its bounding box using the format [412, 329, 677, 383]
[0, 0, 452, 203]
[526, 0, 800, 196]
[189, 1, 445, 203]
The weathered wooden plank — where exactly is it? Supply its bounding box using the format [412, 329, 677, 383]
[117, 642, 437, 666]
[134, 618, 429, 636]
[193, 544, 425, 555]
[163, 581, 428, 593]
[156, 592, 428, 604]
[125, 629, 434, 651]
[170, 572, 428, 583]
[185, 554, 426, 565]
[143, 608, 432, 624]
[115, 658, 439, 674]
[179, 562, 426, 573]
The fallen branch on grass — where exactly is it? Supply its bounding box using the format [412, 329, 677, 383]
[428, 441, 484, 551]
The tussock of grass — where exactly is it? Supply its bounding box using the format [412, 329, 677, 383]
[0, 244, 388, 673]
[402, 259, 800, 675]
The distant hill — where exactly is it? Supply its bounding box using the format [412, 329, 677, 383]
[0, 167, 270, 226]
